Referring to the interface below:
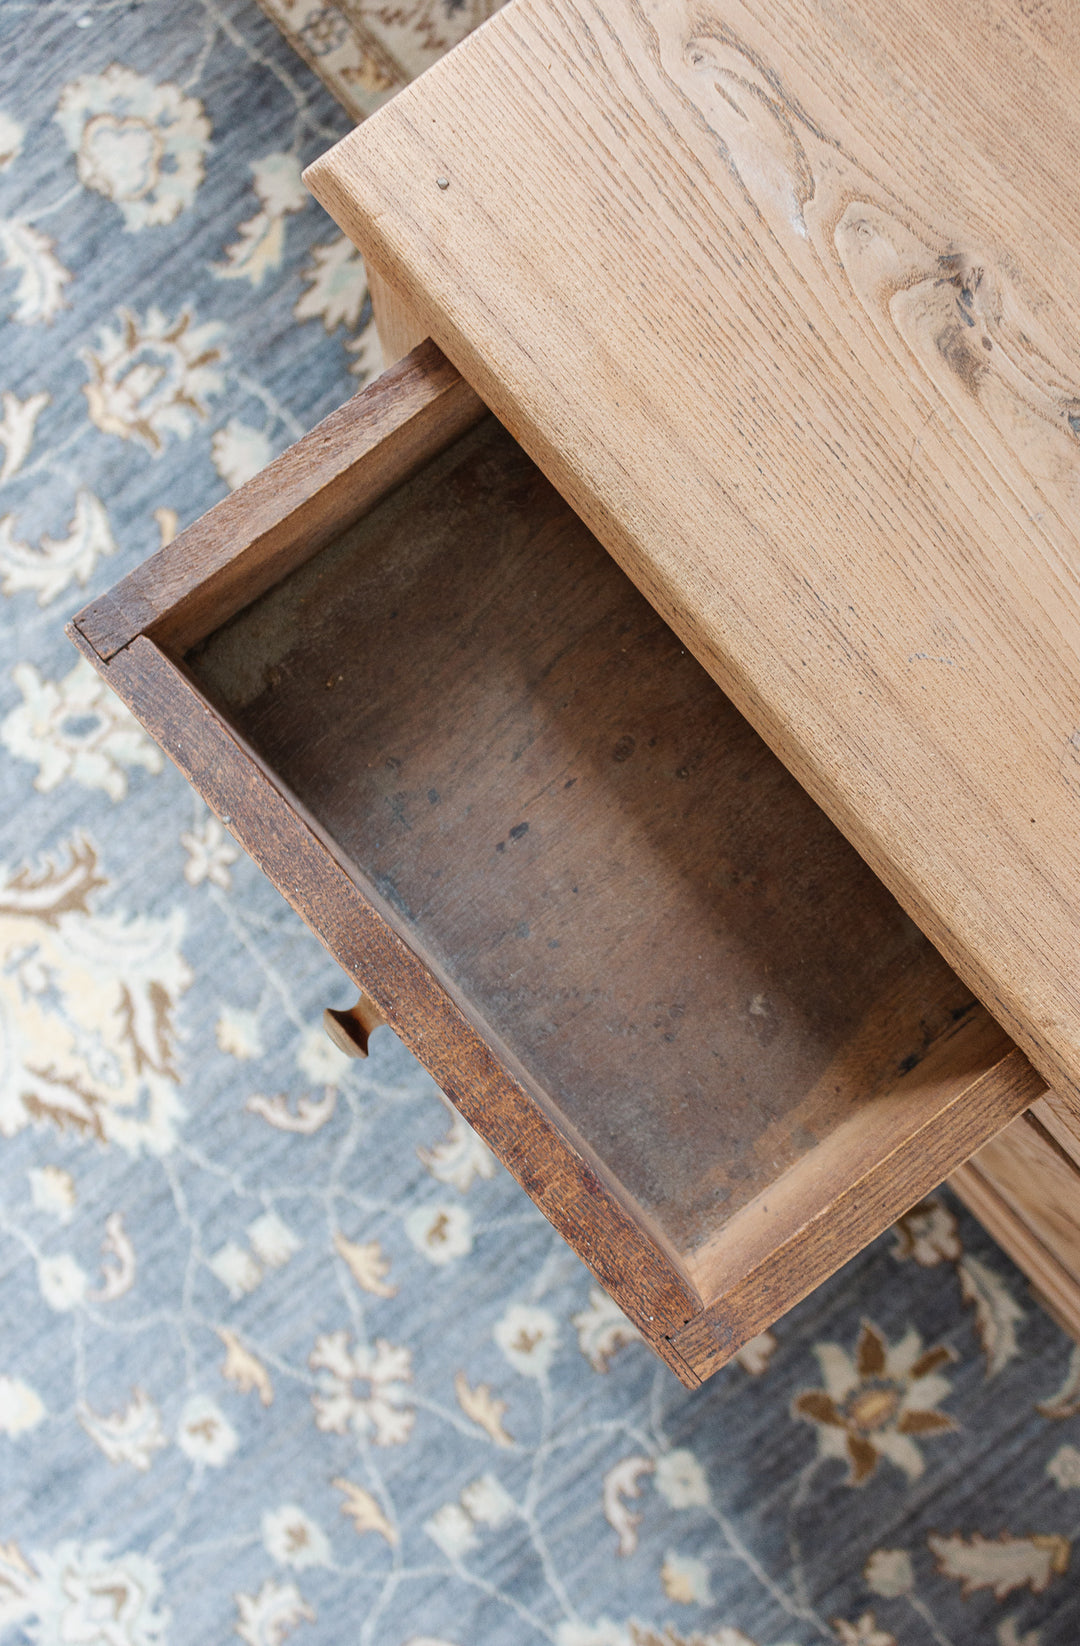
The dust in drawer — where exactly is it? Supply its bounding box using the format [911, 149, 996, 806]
[188, 415, 972, 1262]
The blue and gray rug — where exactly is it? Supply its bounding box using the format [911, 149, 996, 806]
[1, 3, 1079, 1642]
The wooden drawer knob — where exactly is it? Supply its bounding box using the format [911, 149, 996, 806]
[323, 991, 387, 1058]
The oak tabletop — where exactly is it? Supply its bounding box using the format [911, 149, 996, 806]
[306, 0, 1080, 1102]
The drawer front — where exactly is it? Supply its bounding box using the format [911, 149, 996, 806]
[70, 341, 1043, 1387]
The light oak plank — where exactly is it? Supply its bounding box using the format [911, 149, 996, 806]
[368, 264, 429, 364]
[952, 1114, 1080, 1344]
[965, 1112, 1080, 1288]
[305, 0, 1080, 1104]
[1032, 1090, 1080, 1170]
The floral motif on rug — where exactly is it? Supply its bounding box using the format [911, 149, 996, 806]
[252, 0, 504, 121]
[2, 2, 1080, 1643]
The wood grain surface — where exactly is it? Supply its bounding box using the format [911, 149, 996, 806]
[368, 265, 430, 365]
[953, 1112, 1080, 1343]
[305, 0, 1080, 1106]
[966, 1112, 1080, 1285]
[1031, 1089, 1080, 1170]
[674, 1037, 1042, 1375]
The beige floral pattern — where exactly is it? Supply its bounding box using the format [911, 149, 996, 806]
[77, 1387, 167, 1470]
[27, 1164, 77, 1221]
[0, 1376, 46, 1437]
[453, 1371, 513, 1447]
[214, 152, 309, 287]
[93, 1211, 137, 1301]
[294, 236, 368, 332]
[418, 1107, 496, 1190]
[36, 1251, 89, 1311]
[0, 1540, 169, 1644]
[215, 1004, 264, 1060]
[309, 1331, 415, 1445]
[210, 418, 274, 489]
[2, 658, 162, 799]
[1047, 1443, 1080, 1490]
[425, 1471, 517, 1557]
[0, 835, 190, 1153]
[404, 1200, 473, 1264]
[927, 1531, 1071, 1599]
[793, 1321, 956, 1485]
[55, 66, 211, 231]
[892, 1196, 1026, 1378]
[494, 1301, 561, 1378]
[180, 809, 239, 888]
[259, 0, 502, 122]
[0, 388, 49, 484]
[603, 1455, 654, 1556]
[654, 1450, 710, 1510]
[218, 1330, 274, 1408]
[234, 1578, 314, 1646]
[0, 489, 117, 606]
[334, 1478, 397, 1544]
[176, 1393, 238, 1467]
[81, 304, 226, 453]
[832, 1616, 896, 1646]
[262, 1504, 332, 1570]
[863, 1548, 915, 1598]
[572, 1287, 641, 1372]
[0, 110, 23, 171]
[891, 1197, 962, 1267]
[0, 219, 72, 326]
[554, 1623, 770, 1646]
[660, 1551, 712, 1605]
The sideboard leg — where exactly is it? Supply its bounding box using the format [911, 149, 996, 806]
[368, 263, 428, 365]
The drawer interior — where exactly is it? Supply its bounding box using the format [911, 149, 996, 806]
[187, 413, 985, 1273]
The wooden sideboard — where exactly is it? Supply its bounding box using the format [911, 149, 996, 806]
[72, 0, 1080, 1380]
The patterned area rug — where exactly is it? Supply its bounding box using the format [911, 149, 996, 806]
[2, 3, 1080, 1643]
[251, 0, 503, 122]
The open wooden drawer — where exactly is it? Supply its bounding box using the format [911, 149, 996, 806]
[69, 341, 1044, 1387]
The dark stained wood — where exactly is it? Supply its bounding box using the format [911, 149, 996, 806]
[73, 341, 484, 662]
[66, 625, 707, 1381]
